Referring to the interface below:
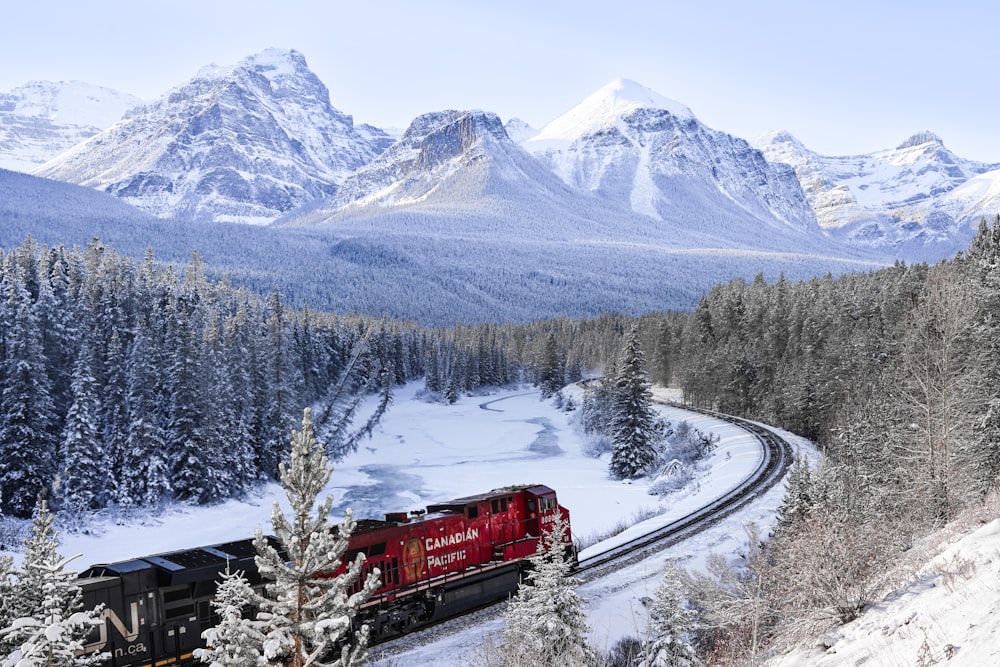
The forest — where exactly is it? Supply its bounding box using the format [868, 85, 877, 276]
[2, 216, 1000, 663]
[0, 237, 532, 521]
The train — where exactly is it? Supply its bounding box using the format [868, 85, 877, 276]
[77, 484, 572, 667]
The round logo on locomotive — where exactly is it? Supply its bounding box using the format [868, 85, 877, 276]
[402, 537, 427, 580]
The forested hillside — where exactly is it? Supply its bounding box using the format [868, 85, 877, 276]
[605, 216, 1000, 659]
[0, 239, 531, 520]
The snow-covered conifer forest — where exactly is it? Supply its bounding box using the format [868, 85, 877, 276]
[2, 217, 1000, 664]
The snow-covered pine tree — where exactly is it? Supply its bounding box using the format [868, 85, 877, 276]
[0, 555, 16, 658]
[609, 325, 663, 479]
[501, 512, 594, 666]
[537, 333, 563, 399]
[57, 344, 106, 524]
[249, 408, 378, 667]
[0, 255, 59, 518]
[195, 566, 264, 667]
[965, 215, 1000, 493]
[645, 559, 701, 667]
[774, 452, 813, 531]
[1, 499, 101, 667]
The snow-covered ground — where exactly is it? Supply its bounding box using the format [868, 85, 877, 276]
[766, 506, 1000, 667]
[6, 381, 808, 663]
[15, 381, 995, 665]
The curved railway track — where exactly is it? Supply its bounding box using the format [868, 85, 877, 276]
[577, 401, 793, 580]
[376, 402, 795, 655]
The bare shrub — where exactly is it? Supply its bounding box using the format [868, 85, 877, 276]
[762, 509, 905, 646]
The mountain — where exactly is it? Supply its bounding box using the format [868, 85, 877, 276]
[521, 79, 820, 241]
[0, 80, 141, 172]
[272, 108, 881, 323]
[4, 62, 887, 324]
[754, 130, 1000, 259]
[34, 49, 392, 224]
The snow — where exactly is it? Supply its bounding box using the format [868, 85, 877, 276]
[0, 381, 795, 662]
[25, 383, 751, 569]
[766, 514, 1000, 667]
[10, 380, 995, 664]
[524, 78, 693, 153]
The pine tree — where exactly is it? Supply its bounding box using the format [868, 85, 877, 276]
[965, 215, 1000, 493]
[0, 258, 59, 518]
[501, 513, 594, 666]
[0, 555, 16, 658]
[195, 567, 264, 667]
[119, 325, 171, 509]
[249, 408, 378, 667]
[774, 452, 813, 531]
[537, 333, 563, 399]
[57, 345, 105, 523]
[609, 325, 662, 479]
[645, 560, 701, 667]
[1, 500, 101, 667]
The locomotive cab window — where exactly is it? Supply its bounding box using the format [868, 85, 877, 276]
[467, 505, 479, 519]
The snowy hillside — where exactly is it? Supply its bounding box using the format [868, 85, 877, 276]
[766, 502, 1000, 667]
[522, 79, 820, 238]
[0, 80, 141, 172]
[33, 49, 392, 224]
[0, 167, 880, 326]
[754, 130, 1000, 259]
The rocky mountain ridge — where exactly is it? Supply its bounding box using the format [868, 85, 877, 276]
[754, 130, 1000, 259]
[7, 49, 999, 261]
[33, 49, 392, 224]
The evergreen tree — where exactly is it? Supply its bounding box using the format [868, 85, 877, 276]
[0, 259, 58, 518]
[2, 500, 101, 667]
[609, 326, 662, 479]
[119, 325, 171, 509]
[165, 292, 211, 503]
[645, 560, 701, 667]
[965, 215, 1000, 493]
[0, 555, 16, 658]
[774, 452, 813, 531]
[537, 333, 563, 399]
[248, 408, 378, 667]
[56, 345, 106, 522]
[195, 567, 265, 667]
[501, 513, 594, 666]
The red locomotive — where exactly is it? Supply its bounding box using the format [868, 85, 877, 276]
[77, 484, 572, 666]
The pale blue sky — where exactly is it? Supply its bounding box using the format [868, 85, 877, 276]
[4, 0, 998, 161]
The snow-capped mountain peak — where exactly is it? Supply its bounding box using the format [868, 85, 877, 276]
[754, 129, 1000, 258]
[525, 78, 693, 152]
[521, 79, 818, 237]
[34, 48, 392, 224]
[896, 130, 943, 151]
[0, 80, 141, 172]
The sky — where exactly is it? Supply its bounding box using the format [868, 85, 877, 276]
[3, 0, 999, 161]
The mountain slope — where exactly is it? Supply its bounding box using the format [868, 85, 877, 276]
[522, 79, 819, 242]
[33, 49, 392, 224]
[0, 81, 141, 172]
[754, 131, 1000, 259]
[271, 108, 882, 323]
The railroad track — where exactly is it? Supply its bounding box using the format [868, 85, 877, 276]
[375, 403, 794, 655]
[576, 401, 793, 581]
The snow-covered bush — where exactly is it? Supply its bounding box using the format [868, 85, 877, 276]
[648, 460, 694, 496]
[662, 420, 717, 466]
[582, 434, 613, 459]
